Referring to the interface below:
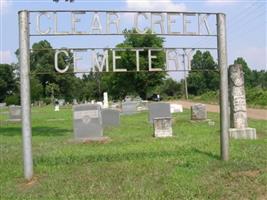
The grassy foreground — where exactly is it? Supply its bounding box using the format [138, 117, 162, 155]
[0, 106, 266, 200]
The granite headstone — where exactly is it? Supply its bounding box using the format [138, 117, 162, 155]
[148, 102, 171, 123]
[191, 104, 207, 120]
[9, 105, 21, 121]
[153, 117, 173, 137]
[121, 101, 138, 115]
[73, 104, 103, 140]
[102, 108, 120, 127]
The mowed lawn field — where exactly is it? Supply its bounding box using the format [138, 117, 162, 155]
[0, 106, 266, 200]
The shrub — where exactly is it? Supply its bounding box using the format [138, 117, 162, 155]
[5, 93, 20, 106]
[246, 88, 267, 107]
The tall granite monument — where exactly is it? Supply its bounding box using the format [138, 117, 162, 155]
[228, 64, 256, 139]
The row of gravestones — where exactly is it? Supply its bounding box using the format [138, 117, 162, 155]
[3, 64, 257, 140]
[73, 102, 208, 140]
[3, 102, 209, 141]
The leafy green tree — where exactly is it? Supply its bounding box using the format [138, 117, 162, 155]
[187, 50, 219, 95]
[155, 78, 182, 99]
[30, 76, 43, 102]
[0, 64, 17, 102]
[45, 83, 60, 101]
[103, 29, 166, 100]
[19, 40, 81, 102]
[80, 72, 107, 101]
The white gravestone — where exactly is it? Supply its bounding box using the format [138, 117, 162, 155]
[96, 101, 103, 108]
[54, 105, 60, 111]
[153, 117, 173, 137]
[103, 92, 109, 108]
[228, 64, 256, 139]
[170, 104, 183, 113]
[73, 104, 103, 140]
[73, 99, 78, 105]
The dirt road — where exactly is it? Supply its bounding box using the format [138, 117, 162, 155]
[171, 100, 267, 120]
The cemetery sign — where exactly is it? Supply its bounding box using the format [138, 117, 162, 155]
[19, 10, 228, 181]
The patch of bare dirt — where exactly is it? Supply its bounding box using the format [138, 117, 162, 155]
[170, 100, 267, 120]
[18, 176, 39, 191]
[230, 168, 267, 178]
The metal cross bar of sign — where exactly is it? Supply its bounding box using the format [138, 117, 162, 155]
[30, 10, 217, 36]
[19, 10, 228, 181]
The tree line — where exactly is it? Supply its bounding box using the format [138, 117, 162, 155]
[1, 30, 266, 106]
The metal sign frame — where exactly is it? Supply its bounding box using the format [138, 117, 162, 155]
[19, 10, 229, 180]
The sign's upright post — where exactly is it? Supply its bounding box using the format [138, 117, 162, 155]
[19, 10, 33, 180]
[217, 13, 229, 161]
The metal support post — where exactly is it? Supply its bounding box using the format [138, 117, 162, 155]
[182, 54, 189, 100]
[217, 13, 229, 161]
[19, 10, 33, 180]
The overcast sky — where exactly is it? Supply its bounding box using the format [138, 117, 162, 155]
[0, 0, 266, 79]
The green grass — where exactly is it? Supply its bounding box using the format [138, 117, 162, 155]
[1, 106, 267, 199]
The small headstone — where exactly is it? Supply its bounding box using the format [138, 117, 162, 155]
[0, 103, 7, 108]
[122, 101, 138, 115]
[170, 104, 183, 113]
[124, 96, 132, 102]
[191, 104, 207, 120]
[157, 94, 160, 101]
[148, 103, 171, 123]
[133, 96, 142, 102]
[54, 100, 60, 111]
[207, 119, 215, 126]
[110, 102, 120, 109]
[91, 100, 95, 104]
[73, 104, 103, 140]
[228, 64, 256, 139]
[102, 109, 120, 127]
[54, 105, 60, 111]
[137, 100, 149, 111]
[96, 101, 103, 108]
[153, 117, 173, 137]
[103, 92, 109, 108]
[9, 105, 21, 121]
[58, 99, 65, 106]
[73, 99, 78, 105]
